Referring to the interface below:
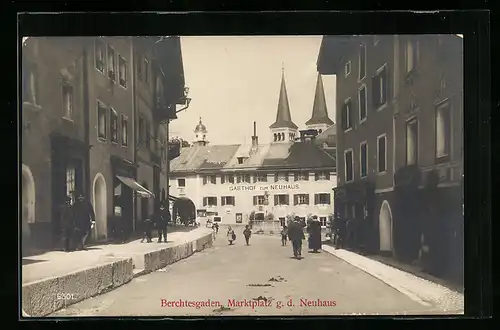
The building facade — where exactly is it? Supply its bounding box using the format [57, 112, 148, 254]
[169, 69, 337, 228]
[317, 35, 463, 279]
[21, 37, 186, 250]
[22, 38, 90, 249]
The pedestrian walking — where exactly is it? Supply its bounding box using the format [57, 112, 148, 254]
[61, 196, 74, 252]
[141, 215, 153, 243]
[72, 194, 95, 250]
[307, 216, 322, 253]
[288, 216, 305, 259]
[227, 226, 236, 245]
[213, 222, 219, 234]
[243, 225, 252, 245]
[280, 226, 288, 246]
[155, 206, 168, 243]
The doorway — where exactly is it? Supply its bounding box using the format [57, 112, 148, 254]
[92, 173, 107, 240]
[21, 164, 35, 238]
[379, 200, 393, 253]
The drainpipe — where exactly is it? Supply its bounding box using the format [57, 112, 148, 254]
[131, 38, 137, 233]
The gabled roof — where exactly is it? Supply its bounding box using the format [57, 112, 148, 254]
[170, 141, 336, 173]
[269, 69, 298, 130]
[315, 124, 336, 148]
[306, 73, 334, 126]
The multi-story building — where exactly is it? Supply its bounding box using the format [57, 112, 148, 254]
[21, 38, 90, 249]
[317, 35, 463, 278]
[21, 37, 186, 250]
[169, 69, 336, 227]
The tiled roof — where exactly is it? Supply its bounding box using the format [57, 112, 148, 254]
[169, 144, 240, 172]
[315, 124, 337, 148]
[171, 141, 336, 173]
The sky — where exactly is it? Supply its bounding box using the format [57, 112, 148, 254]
[170, 36, 336, 145]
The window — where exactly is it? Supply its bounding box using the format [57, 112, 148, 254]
[221, 196, 235, 206]
[435, 102, 451, 160]
[345, 149, 353, 182]
[121, 115, 128, 147]
[314, 193, 331, 205]
[107, 45, 116, 81]
[294, 171, 309, 181]
[341, 98, 352, 131]
[145, 121, 151, 148]
[359, 43, 366, 80]
[95, 39, 105, 73]
[237, 157, 245, 164]
[137, 55, 143, 80]
[373, 65, 388, 109]
[359, 85, 367, 122]
[110, 109, 118, 144]
[203, 176, 217, 185]
[138, 116, 145, 145]
[253, 195, 267, 206]
[221, 175, 234, 184]
[62, 83, 73, 120]
[406, 118, 418, 166]
[274, 172, 288, 182]
[66, 165, 76, 204]
[236, 174, 250, 183]
[345, 61, 351, 77]
[320, 217, 327, 227]
[377, 134, 387, 173]
[177, 179, 185, 187]
[118, 55, 127, 88]
[360, 142, 368, 178]
[97, 102, 107, 140]
[256, 174, 267, 182]
[279, 217, 286, 227]
[405, 39, 419, 74]
[144, 58, 149, 82]
[315, 171, 330, 181]
[274, 194, 289, 206]
[293, 194, 309, 205]
[203, 197, 217, 207]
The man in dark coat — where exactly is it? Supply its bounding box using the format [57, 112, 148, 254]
[61, 196, 74, 252]
[288, 216, 305, 258]
[155, 205, 169, 243]
[72, 194, 95, 250]
[307, 216, 322, 253]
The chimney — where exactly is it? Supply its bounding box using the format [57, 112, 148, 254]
[251, 121, 258, 148]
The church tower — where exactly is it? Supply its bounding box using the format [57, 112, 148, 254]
[269, 66, 298, 143]
[193, 117, 208, 146]
[305, 73, 334, 134]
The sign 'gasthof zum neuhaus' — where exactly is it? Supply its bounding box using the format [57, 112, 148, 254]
[229, 183, 300, 192]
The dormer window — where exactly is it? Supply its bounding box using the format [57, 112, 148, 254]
[237, 157, 247, 164]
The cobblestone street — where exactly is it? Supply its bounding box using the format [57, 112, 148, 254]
[52, 234, 463, 317]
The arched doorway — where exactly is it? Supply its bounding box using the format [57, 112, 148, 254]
[172, 197, 196, 225]
[92, 173, 107, 240]
[379, 200, 393, 253]
[21, 164, 35, 237]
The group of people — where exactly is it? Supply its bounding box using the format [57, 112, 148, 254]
[281, 216, 322, 259]
[61, 194, 96, 252]
[225, 225, 252, 246]
[141, 205, 171, 243]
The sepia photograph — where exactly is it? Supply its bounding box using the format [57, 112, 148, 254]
[21, 34, 464, 317]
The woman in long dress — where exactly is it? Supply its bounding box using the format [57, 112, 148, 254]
[227, 226, 235, 245]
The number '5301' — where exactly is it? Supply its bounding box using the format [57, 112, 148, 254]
[56, 293, 77, 300]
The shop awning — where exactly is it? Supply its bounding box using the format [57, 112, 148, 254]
[116, 175, 154, 198]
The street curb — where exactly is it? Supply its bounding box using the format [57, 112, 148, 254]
[321, 245, 464, 312]
[22, 230, 214, 317]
